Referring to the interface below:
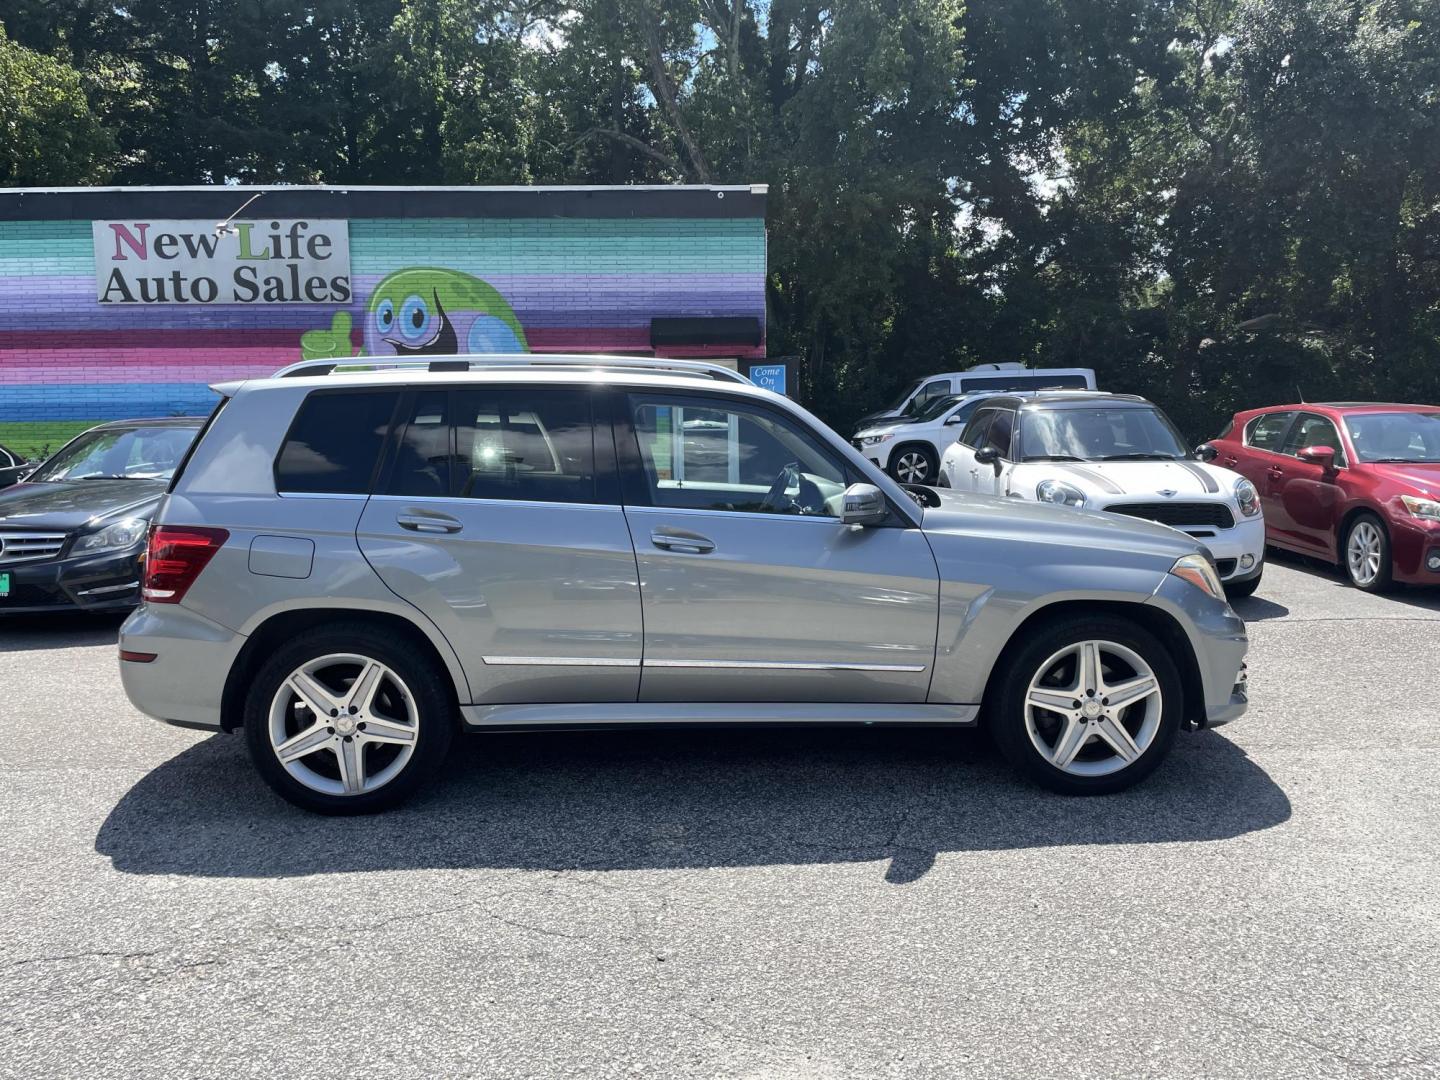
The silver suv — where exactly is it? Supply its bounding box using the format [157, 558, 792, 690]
[119, 355, 1248, 813]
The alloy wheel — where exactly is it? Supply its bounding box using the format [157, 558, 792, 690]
[1024, 639, 1163, 777]
[895, 451, 930, 484]
[1347, 521, 1383, 586]
[267, 653, 420, 796]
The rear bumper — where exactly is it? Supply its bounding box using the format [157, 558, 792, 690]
[119, 603, 246, 731]
[0, 545, 145, 614]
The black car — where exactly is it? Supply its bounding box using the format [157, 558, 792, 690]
[0, 442, 31, 490]
[0, 418, 203, 614]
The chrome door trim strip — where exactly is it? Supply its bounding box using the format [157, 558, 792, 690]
[482, 655, 641, 667]
[479, 656, 926, 672]
[462, 701, 979, 727]
[643, 659, 927, 673]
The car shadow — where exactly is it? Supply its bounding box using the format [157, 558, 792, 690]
[1230, 594, 1289, 621]
[96, 726, 1290, 884]
[0, 613, 126, 652]
[1264, 547, 1440, 614]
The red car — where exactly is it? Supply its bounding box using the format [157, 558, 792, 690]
[1205, 402, 1440, 591]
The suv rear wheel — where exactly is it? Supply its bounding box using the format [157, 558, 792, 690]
[989, 615, 1182, 795]
[243, 624, 454, 814]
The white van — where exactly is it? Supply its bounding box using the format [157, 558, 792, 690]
[855, 363, 1097, 428]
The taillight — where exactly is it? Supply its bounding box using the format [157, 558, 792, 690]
[142, 525, 229, 603]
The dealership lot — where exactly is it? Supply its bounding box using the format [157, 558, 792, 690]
[1, 553, 1437, 1079]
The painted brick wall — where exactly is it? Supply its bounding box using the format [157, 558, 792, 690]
[0, 190, 767, 458]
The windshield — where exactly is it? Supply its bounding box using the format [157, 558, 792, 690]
[29, 425, 200, 482]
[911, 394, 966, 424]
[1019, 406, 1188, 462]
[885, 379, 924, 413]
[1343, 411, 1440, 463]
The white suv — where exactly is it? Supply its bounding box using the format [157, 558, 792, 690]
[941, 392, 1266, 597]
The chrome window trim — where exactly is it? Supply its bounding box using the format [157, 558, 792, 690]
[368, 493, 621, 513]
[620, 503, 844, 527]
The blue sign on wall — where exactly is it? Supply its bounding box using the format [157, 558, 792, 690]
[749, 363, 787, 396]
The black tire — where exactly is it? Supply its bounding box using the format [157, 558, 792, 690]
[987, 614, 1183, 795]
[1342, 513, 1394, 592]
[1224, 567, 1262, 600]
[888, 443, 937, 486]
[243, 622, 455, 814]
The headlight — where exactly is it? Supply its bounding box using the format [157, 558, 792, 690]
[74, 518, 148, 553]
[1036, 479, 1086, 508]
[1170, 554, 1225, 600]
[1400, 495, 1440, 520]
[860, 432, 895, 446]
[1234, 477, 1260, 517]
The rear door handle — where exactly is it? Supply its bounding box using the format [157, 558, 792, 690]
[397, 513, 463, 534]
[651, 529, 715, 554]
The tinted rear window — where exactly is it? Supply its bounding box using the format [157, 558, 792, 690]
[276, 390, 400, 494]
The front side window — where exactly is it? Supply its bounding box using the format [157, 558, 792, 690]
[30, 425, 200, 483]
[1019, 406, 1187, 462]
[1281, 414, 1348, 466]
[960, 408, 997, 449]
[1245, 412, 1295, 453]
[912, 394, 966, 424]
[1344, 411, 1440, 464]
[983, 410, 1016, 458]
[388, 387, 598, 503]
[275, 391, 399, 494]
[627, 394, 847, 517]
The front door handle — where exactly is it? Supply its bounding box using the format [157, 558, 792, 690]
[1267, 466, 1284, 477]
[398, 513, 463, 535]
[651, 529, 715, 554]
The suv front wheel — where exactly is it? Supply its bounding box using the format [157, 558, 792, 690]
[989, 615, 1182, 795]
[243, 624, 455, 814]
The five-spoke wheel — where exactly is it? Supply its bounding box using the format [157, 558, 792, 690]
[990, 614, 1181, 794]
[244, 624, 453, 813]
[889, 445, 936, 485]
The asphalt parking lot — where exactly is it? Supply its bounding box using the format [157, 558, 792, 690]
[1, 551, 1438, 1079]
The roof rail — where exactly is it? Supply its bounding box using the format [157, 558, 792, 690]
[271, 354, 754, 385]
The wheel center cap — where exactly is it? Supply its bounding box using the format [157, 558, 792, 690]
[1082, 700, 1103, 718]
[334, 715, 357, 736]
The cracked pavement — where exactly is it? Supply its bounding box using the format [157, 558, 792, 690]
[1, 550, 1438, 1078]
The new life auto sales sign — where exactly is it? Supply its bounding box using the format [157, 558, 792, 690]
[92, 220, 351, 304]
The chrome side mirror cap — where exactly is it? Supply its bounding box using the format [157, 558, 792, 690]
[841, 483, 889, 526]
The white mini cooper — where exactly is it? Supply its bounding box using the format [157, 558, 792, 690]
[941, 392, 1266, 597]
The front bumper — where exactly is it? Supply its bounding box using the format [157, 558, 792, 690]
[1146, 573, 1249, 729]
[119, 602, 248, 730]
[0, 544, 146, 614]
[1386, 515, 1440, 585]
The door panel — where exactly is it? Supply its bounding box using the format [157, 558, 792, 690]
[358, 385, 641, 704]
[625, 507, 940, 702]
[358, 498, 642, 703]
[1274, 413, 1346, 552]
[619, 390, 940, 703]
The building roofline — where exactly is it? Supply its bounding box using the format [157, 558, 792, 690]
[0, 184, 768, 223]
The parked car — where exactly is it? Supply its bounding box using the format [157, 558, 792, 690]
[854, 363, 1097, 429]
[852, 393, 987, 484]
[941, 392, 1266, 598]
[0, 442, 31, 490]
[118, 354, 1247, 814]
[0, 418, 203, 614]
[1205, 402, 1440, 591]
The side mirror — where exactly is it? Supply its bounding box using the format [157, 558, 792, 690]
[841, 483, 889, 526]
[1297, 445, 1337, 470]
[973, 445, 1004, 474]
[1194, 443, 1218, 462]
[943, 414, 964, 426]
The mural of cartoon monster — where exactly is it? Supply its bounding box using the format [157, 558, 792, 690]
[300, 267, 528, 362]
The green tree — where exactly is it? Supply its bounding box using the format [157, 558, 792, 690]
[0, 21, 115, 184]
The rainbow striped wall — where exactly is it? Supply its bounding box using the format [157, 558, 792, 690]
[0, 185, 767, 456]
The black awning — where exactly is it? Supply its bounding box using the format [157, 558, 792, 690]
[650, 316, 763, 348]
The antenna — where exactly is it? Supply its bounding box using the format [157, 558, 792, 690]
[214, 191, 267, 237]
[1297, 385, 1307, 404]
